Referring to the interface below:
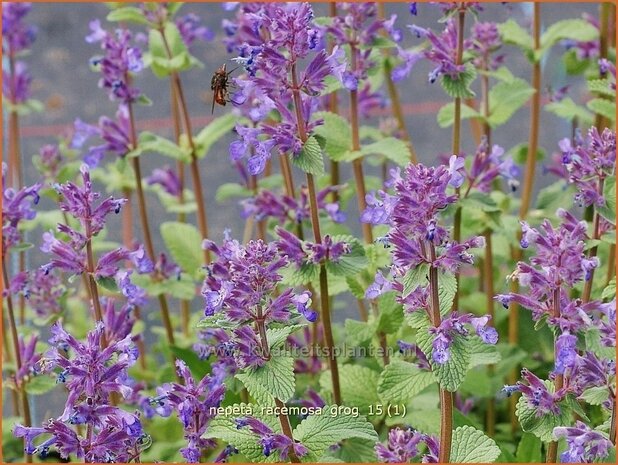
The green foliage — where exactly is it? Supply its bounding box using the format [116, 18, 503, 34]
[147, 22, 198, 78]
[498, 20, 533, 52]
[487, 79, 536, 127]
[450, 426, 501, 463]
[588, 78, 616, 98]
[515, 432, 543, 463]
[325, 235, 367, 277]
[194, 113, 237, 159]
[377, 360, 434, 404]
[160, 221, 203, 277]
[402, 263, 429, 298]
[596, 176, 616, 225]
[106, 6, 151, 25]
[321, 365, 380, 415]
[215, 182, 252, 202]
[545, 97, 594, 125]
[292, 136, 325, 175]
[437, 102, 482, 128]
[441, 63, 476, 99]
[293, 410, 378, 462]
[24, 375, 57, 395]
[587, 98, 616, 123]
[312, 111, 352, 161]
[353, 137, 412, 166]
[131, 132, 191, 162]
[170, 345, 211, 379]
[242, 356, 296, 403]
[376, 292, 404, 334]
[538, 19, 598, 58]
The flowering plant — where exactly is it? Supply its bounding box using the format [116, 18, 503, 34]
[2, 2, 616, 464]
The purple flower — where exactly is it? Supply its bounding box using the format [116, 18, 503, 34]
[24, 269, 65, 318]
[15, 334, 42, 385]
[410, 19, 466, 83]
[309, 235, 350, 264]
[2, 61, 33, 103]
[553, 421, 612, 463]
[147, 166, 182, 197]
[375, 428, 439, 463]
[176, 13, 214, 49]
[365, 271, 393, 299]
[87, 22, 143, 103]
[569, 351, 615, 400]
[447, 155, 465, 188]
[554, 332, 577, 374]
[465, 21, 503, 71]
[2, 2, 37, 54]
[117, 270, 148, 307]
[562, 14, 600, 60]
[235, 416, 308, 460]
[232, 326, 267, 370]
[35, 144, 64, 178]
[517, 369, 565, 416]
[2, 166, 41, 251]
[466, 137, 519, 192]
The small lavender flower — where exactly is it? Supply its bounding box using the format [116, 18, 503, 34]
[2, 61, 33, 103]
[562, 14, 599, 60]
[151, 360, 225, 463]
[554, 331, 578, 375]
[375, 428, 439, 463]
[235, 416, 308, 460]
[87, 21, 143, 103]
[2, 165, 41, 251]
[176, 13, 214, 49]
[2, 2, 37, 54]
[553, 421, 612, 463]
[15, 334, 42, 385]
[34, 144, 64, 179]
[569, 351, 616, 400]
[465, 21, 503, 71]
[23, 269, 65, 318]
[147, 166, 182, 197]
[507, 368, 566, 417]
[465, 137, 519, 192]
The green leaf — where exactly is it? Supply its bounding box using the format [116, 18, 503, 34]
[147, 23, 192, 77]
[545, 97, 594, 125]
[437, 102, 482, 128]
[515, 432, 542, 463]
[515, 381, 573, 442]
[450, 426, 501, 463]
[266, 325, 305, 350]
[194, 113, 237, 159]
[96, 276, 119, 293]
[596, 176, 616, 224]
[535, 180, 571, 212]
[417, 324, 470, 391]
[498, 19, 533, 51]
[438, 272, 458, 315]
[345, 276, 366, 300]
[137, 132, 191, 162]
[587, 98, 616, 123]
[165, 275, 197, 300]
[326, 236, 367, 277]
[377, 292, 404, 334]
[170, 345, 211, 379]
[345, 319, 376, 346]
[280, 262, 319, 287]
[244, 356, 296, 402]
[293, 409, 378, 462]
[312, 112, 352, 162]
[602, 277, 616, 301]
[468, 337, 501, 368]
[488, 78, 536, 127]
[360, 137, 412, 166]
[588, 78, 616, 98]
[10, 242, 33, 252]
[402, 264, 429, 298]
[377, 360, 434, 404]
[292, 136, 325, 175]
[580, 386, 610, 406]
[160, 222, 204, 276]
[24, 376, 57, 395]
[540, 19, 598, 56]
[215, 182, 252, 203]
[197, 314, 237, 330]
[322, 365, 380, 415]
[106, 6, 151, 25]
[509, 142, 546, 165]
[441, 63, 476, 99]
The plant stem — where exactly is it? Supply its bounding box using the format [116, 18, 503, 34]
[510, 2, 541, 431]
[159, 28, 211, 264]
[595, 2, 610, 130]
[328, 2, 341, 202]
[582, 177, 605, 302]
[428, 244, 453, 463]
[483, 229, 496, 437]
[255, 307, 300, 463]
[452, 6, 466, 312]
[546, 288, 564, 463]
[127, 101, 176, 347]
[290, 60, 341, 403]
[376, 2, 418, 164]
[3, 258, 32, 462]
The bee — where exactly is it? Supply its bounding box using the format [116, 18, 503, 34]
[210, 64, 236, 113]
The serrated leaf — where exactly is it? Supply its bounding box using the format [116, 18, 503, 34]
[441, 63, 476, 99]
[515, 382, 573, 442]
[292, 136, 325, 175]
[266, 325, 305, 350]
[312, 111, 352, 162]
[165, 275, 197, 300]
[377, 292, 404, 334]
[402, 263, 429, 298]
[417, 324, 470, 391]
[215, 182, 252, 202]
[325, 236, 367, 277]
[468, 337, 501, 368]
[580, 386, 610, 406]
[602, 277, 616, 301]
[106, 6, 151, 25]
[545, 97, 594, 125]
[540, 19, 598, 56]
[245, 356, 295, 402]
[293, 409, 378, 462]
[437, 102, 482, 128]
[235, 373, 276, 407]
[516, 432, 543, 463]
[488, 78, 536, 127]
[509, 142, 546, 165]
[588, 78, 616, 98]
[321, 365, 380, 415]
[498, 19, 534, 51]
[170, 345, 211, 379]
[24, 376, 57, 395]
[194, 113, 237, 159]
[345, 319, 376, 346]
[345, 276, 366, 300]
[97, 276, 119, 293]
[450, 426, 501, 463]
[137, 131, 191, 162]
[438, 272, 458, 314]
[196, 314, 237, 330]
[160, 222, 203, 276]
[360, 137, 412, 166]
[587, 98, 616, 123]
[280, 262, 319, 287]
[534, 180, 571, 212]
[377, 360, 434, 404]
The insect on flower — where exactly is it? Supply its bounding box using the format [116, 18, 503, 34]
[210, 63, 236, 113]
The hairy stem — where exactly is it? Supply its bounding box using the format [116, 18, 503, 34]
[127, 101, 176, 347]
[510, 2, 541, 431]
[428, 244, 453, 463]
[328, 2, 341, 202]
[291, 60, 341, 404]
[3, 258, 32, 462]
[452, 6, 466, 311]
[483, 229, 496, 437]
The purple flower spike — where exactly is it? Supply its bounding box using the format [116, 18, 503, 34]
[2, 2, 37, 54]
[2, 166, 42, 251]
[518, 368, 565, 416]
[235, 416, 308, 460]
[147, 166, 182, 197]
[554, 421, 612, 463]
